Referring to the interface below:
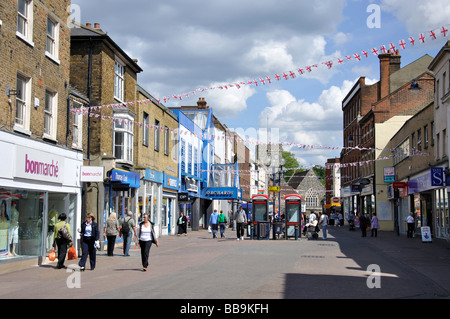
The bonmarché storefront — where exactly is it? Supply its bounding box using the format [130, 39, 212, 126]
[0, 130, 83, 265]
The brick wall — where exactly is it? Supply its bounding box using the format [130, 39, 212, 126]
[0, 0, 71, 147]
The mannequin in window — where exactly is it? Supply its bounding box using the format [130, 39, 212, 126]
[9, 201, 19, 256]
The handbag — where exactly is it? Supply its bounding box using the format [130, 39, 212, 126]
[48, 248, 56, 261]
[208, 225, 212, 233]
[68, 245, 77, 260]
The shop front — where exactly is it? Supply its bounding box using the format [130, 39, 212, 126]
[0, 130, 82, 264]
[139, 169, 162, 227]
[407, 167, 448, 239]
[162, 172, 179, 236]
[104, 168, 140, 222]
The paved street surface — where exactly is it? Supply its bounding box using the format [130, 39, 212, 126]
[1, 226, 450, 302]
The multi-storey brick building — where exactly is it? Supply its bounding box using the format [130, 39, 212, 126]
[0, 0, 83, 265]
[340, 50, 434, 231]
[70, 22, 143, 238]
[135, 85, 179, 236]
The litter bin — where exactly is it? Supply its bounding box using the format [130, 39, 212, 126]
[273, 222, 284, 239]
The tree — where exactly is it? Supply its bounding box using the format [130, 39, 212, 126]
[282, 151, 302, 183]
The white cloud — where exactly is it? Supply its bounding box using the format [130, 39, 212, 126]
[381, 0, 450, 33]
[257, 79, 357, 165]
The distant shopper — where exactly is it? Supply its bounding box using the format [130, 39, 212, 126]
[406, 212, 415, 238]
[138, 213, 159, 271]
[177, 212, 188, 236]
[53, 213, 72, 269]
[371, 212, 380, 237]
[120, 211, 136, 256]
[218, 210, 228, 238]
[234, 206, 247, 241]
[359, 213, 369, 237]
[209, 209, 219, 239]
[78, 213, 99, 271]
[104, 212, 120, 256]
[319, 212, 329, 240]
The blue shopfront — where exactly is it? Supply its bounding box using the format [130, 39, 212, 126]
[162, 172, 179, 235]
[105, 168, 140, 219]
[406, 167, 448, 239]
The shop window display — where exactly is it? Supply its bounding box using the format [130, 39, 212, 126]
[0, 189, 43, 259]
[0, 189, 77, 261]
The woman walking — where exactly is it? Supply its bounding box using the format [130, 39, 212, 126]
[78, 213, 99, 271]
[177, 212, 187, 236]
[104, 212, 120, 256]
[138, 213, 159, 271]
[53, 213, 72, 269]
[371, 212, 380, 237]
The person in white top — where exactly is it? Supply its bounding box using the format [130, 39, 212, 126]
[406, 212, 415, 238]
[319, 212, 329, 239]
[138, 214, 159, 271]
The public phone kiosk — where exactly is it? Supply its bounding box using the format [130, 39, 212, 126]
[285, 194, 302, 240]
[251, 194, 270, 240]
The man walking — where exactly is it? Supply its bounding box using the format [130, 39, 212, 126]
[209, 209, 219, 239]
[120, 211, 136, 256]
[234, 206, 247, 241]
[218, 210, 228, 238]
[319, 212, 329, 240]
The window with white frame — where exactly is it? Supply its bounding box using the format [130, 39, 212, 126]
[143, 112, 149, 146]
[44, 89, 57, 139]
[46, 16, 59, 62]
[72, 100, 83, 149]
[164, 126, 169, 156]
[114, 115, 134, 162]
[154, 119, 160, 151]
[15, 74, 31, 131]
[114, 60, 125, 101]
[17, 0, 34, 45]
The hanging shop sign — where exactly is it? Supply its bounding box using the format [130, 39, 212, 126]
[80, 166, 104, 182]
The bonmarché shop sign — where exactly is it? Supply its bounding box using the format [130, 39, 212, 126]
[15, 146, 64, 183]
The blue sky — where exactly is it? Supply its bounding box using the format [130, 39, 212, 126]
[71, 0, 449, 168]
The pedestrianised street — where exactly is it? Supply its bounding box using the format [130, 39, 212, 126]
[1, 227, 450, 302]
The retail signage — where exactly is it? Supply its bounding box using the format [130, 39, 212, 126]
[421, 226, 432, 243]
[110, 169, 140, 188]
[431, 167, 444, 186]
[164, 173, 179, 191]
[144, 169, 163, 183]
[15, 146, 64, 184]
[178, 192, 189, 201]
[384, 167, 395, 183]
[80, 166, 104, 182]
[184, 177, 197, 192]
[202, 187, 242, 200]
[393, 182, 407, 189]
[350, 184, 361, 193]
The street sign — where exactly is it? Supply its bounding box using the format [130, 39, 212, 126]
[269, 186, 280, 192]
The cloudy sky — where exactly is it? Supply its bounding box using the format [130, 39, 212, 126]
[70, 0, 449, 167]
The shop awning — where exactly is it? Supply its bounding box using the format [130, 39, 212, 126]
[109, 169, 140, 188]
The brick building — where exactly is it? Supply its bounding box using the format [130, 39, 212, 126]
[135, 85, 179, 236]
[340, 50, 434, 231]
[0, 0, 83, 264]
[70, 22, 143, 237]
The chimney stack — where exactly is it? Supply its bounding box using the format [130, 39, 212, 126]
[94, 23, 100, 29]
[378, 50, 401, 100]
[86, 23, 92, 28]
[197, 97, 207, 109]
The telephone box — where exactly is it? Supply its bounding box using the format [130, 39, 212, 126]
[251, 194, 270, 240]
[285, 194, 302, 240]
